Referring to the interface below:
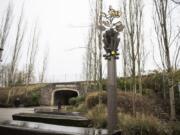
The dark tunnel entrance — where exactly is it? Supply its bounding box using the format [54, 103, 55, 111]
[54, 90, 78, 106]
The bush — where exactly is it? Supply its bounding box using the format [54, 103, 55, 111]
[21, 91, 40, 106]
[87, 104, 107, 128]
[117, 92, 153, 114]
[118, 114, 180, 135]
[76, 96, 85, 103]
[86, 91, 154, 115]
[118, 113, 166, 135]
[73, 103, 87, 113]
[117, 78, 136, 91]
[69, 96, 85, 106]
[85, 92, 107, 109]
[69, 97, 77, 105]
[31, 91, 40, 106]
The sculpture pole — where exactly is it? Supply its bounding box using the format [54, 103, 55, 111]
[107, 52, 117, 134]
[101, 6, 124, 134]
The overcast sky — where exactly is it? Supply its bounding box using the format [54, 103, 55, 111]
[0, 0, 179, 82]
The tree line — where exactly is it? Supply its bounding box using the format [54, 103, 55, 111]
[0, 2, 48, 87]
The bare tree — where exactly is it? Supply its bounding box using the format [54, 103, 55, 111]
[171, 0, 180, 4]
[98, 0, 103, 89]
[26, 23, 39, 85]
[135, 0, 144, 94]
[83, 28, 93, 92]
[85, 28, 94, 81]
[123, 0, 144, 115]
[39, 48, 48, 83]
[9, 8, 26, 86]
[92, 0, 99, 82]
[153, 0, 180, 120]
[0, 64, 9, 87]
[85, 0, 102, 84]
[0, 3, 13, 87]
[6, 5, 26, 103]
[0, 3, 13, 60]
[122, 29, 131, 92]
[123, 0, 137, 96]
[24, 23, 39, 96]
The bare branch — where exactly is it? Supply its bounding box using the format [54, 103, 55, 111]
[171, 0, 180, 5]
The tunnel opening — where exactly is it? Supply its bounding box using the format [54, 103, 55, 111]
[53, 90, 78, 106]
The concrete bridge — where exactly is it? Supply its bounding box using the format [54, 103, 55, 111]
[39, 81, 94, 106]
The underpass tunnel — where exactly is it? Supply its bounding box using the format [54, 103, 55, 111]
[54, 90, 78, 106]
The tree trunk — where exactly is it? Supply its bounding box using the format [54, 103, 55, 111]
[169, 76, 176, 120]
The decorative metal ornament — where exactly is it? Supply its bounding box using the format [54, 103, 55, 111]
[115, 23, 125, 32]
[101, 6, 124, 60]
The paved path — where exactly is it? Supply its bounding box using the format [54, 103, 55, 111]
[0, 108, 34, 122]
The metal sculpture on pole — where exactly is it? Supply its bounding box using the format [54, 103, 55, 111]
[100, 6, 124, 134]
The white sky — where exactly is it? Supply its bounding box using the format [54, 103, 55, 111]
[0, 0, 180, 82]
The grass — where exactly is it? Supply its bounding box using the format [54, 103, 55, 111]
[67, 91, 180, 135]
[118, 113, 164, 135]
[87, 104, 107, 128]
[85, 91, 155, 115]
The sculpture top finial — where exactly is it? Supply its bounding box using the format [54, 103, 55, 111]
[100, 6, 124, 32]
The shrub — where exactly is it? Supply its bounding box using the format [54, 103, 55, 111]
[69, 96, 85, 106]
[118, 113, 166, 135]
[87, 104, 107, 128]
[86, 91, 154, 115]
[75, 96, 85, 104]
[21, 91, 40, 106]
[31, 91, 40, 106]
[74, 103, 87, 113]
[85, 92, 107, 109]
[69, 97, 77, 106]
[117, 78, 136, 91]
[117, 92, 153, 114]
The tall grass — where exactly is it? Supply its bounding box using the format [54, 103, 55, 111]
[87, 104, 107, 128]
[118, 113, 166, 135]
[68, 91, 180, 134]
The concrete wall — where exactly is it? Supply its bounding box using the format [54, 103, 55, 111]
[39, 83, 85, 106]
[39, 84, 54, 105]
